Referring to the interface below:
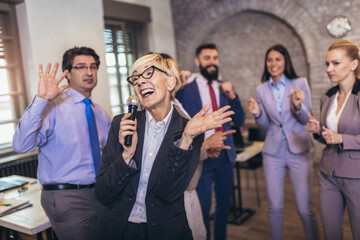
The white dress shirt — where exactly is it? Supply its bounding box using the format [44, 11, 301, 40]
[326, 90, 351, 133]
[196, 75, 220, 140]
[128, 106, 173, 223]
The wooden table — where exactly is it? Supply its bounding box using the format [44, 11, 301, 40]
[229, 141, 264, 225]
[0, 175, 52, 240]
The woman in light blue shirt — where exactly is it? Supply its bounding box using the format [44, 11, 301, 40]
[248, 44, 319, 240]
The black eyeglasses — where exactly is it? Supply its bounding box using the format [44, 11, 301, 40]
[127, 66, 168, 85]
[71, 65, 98, 72]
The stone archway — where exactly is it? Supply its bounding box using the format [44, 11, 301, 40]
[187, 10, 309, 120]
[172, 0, 323, 117]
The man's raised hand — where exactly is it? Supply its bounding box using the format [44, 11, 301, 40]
[37, 63, 69, 101]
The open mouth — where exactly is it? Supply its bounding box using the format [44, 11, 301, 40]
[140, 88, 155, 97]
[207, 66, 216, 72]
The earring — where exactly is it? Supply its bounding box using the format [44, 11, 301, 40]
[167, 87, 172, 91]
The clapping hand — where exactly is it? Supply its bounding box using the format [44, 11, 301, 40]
[179, 104, 234, 150]
[321, 126, 343, 145]
[219, 81, 236, 100]
[179, 70, 191, 89]
[247, 97, 261, 116]
[37, 63, 69, 101]
[306, 113, 320, 135]
[292, 87, 305, 111]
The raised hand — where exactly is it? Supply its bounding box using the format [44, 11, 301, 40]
[306, 113, 320, 135]
[219, 81, 236, 100]
[37, 63, 69, 101]
[179, 70, 192, 89]
[248, 97, 261, 116]
[292, 86, 305, 110]
[204, 129, 236, 158]
[321, 126, 343, 145]
[119, 113, 138, 165]
[179, 104, 234, 150]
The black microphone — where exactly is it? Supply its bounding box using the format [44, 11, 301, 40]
[125, 96, 140, 147]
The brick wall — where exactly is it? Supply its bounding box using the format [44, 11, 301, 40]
[171, 0, 360, 160]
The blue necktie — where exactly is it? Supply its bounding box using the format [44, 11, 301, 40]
[83, 98, 101, 175]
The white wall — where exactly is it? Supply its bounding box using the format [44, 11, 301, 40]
[17, 0, 112, 116]
[16, 0, 177, 117]
[115, 0, 177, 58]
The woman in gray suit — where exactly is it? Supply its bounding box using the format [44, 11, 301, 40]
[248, 44, 319, 240]
[307, 39, 360, 240]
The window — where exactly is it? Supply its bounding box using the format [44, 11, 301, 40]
[0, 4, 26, 152]
[104, 22, 141, 116]
[102, 0, 150, 116]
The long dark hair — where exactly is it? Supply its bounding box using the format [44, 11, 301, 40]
[261, 44, 298, 83]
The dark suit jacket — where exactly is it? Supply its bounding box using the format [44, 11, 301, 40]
[95, 108, 203, 240]
[176, 80, 245, 162]
[315, 79, 360, 178]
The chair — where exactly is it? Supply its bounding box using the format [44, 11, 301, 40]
[233, 126, 266, 207]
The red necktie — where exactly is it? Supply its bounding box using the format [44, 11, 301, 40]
[208, 82, 223, 132]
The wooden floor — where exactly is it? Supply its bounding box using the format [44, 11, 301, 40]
[224, 162, 353, 240]
[8, 162, 354, 240]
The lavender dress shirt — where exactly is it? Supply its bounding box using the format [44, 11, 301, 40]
[12, 88, 111, 185]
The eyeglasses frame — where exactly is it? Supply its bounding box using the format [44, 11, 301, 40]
[127, 65, 168, 85]
[70, 65, 99, 72]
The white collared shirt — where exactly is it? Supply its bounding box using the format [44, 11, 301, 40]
[196, 75, 220, 140]
[128, 106, 173, 223]
[326, 90, 351, 133]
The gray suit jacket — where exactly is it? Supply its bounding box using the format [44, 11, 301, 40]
[255, 77, 312, 155]
[316, 79, 360, 178]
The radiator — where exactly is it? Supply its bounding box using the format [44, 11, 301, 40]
[0, 154, 38, 178]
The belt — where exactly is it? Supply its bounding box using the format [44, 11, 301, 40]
[42, 183, 95, 190]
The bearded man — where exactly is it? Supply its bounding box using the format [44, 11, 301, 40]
[176, 43, 245, 240]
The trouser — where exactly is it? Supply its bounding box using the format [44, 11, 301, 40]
[263, 139, 319, 240]
[318, 170, 360, 240]
[196, 151, 233, 240]
[122, 222, 148, 240]
[184, 189, 207, 240]
[41, 187, 98, 240]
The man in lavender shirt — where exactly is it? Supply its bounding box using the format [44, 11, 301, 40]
[12, 47, 111, 240]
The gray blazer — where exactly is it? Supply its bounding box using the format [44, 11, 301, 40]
[255, 77, 312, 155]
[316, 79, 360, 178]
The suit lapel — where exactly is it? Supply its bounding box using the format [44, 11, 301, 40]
[281, 80, 292, 122]
[321, 94, 336, 128]
[190, 80, 203, 115]
[263, 81, 281, 122]
[338, 94, 358, 133]
[146, 108, 185, 194]
[219, 86, 226, 108]
[131, 110, 146, 191]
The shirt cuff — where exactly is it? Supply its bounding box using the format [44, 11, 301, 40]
[27, 96, 50, 115]
[129, 159, 137, 169]
[254, 111, 262, 119]
[174, 138, 193, 150]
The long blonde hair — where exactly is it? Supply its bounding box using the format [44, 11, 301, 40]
[328, 39, 360, 79]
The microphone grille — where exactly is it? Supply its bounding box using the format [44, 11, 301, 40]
[127, 95, 140, 106]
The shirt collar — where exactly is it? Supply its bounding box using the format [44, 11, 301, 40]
[65, 87, 92, 104]
[145, 103, 173, 134]
[197, 75, 219, 88]
[269, 75, 287, 87]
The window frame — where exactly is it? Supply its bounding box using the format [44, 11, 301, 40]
[0, 2, 27, 155]
[104, 19, 145, 115]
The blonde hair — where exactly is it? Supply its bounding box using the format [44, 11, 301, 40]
[328, 39, 360, 78]
[130, 53, 181, 100]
